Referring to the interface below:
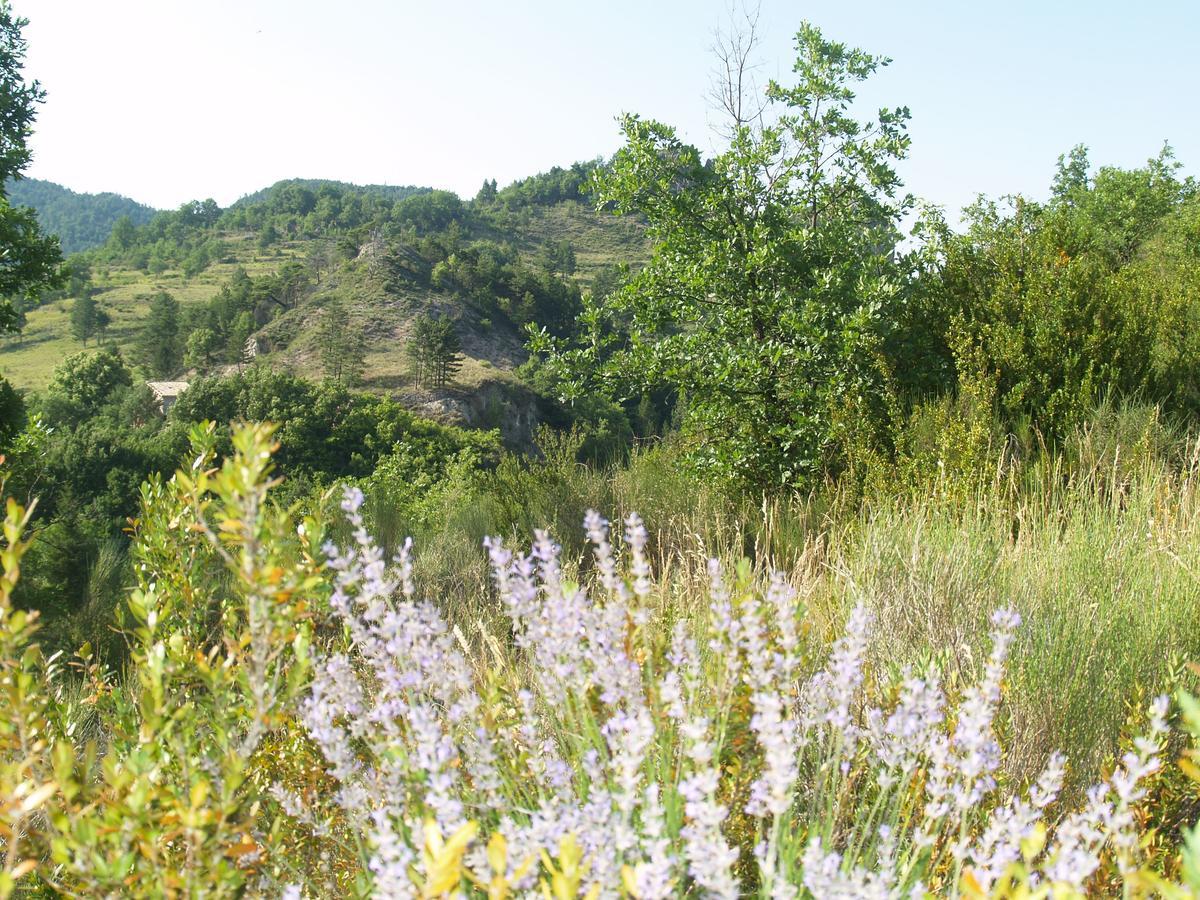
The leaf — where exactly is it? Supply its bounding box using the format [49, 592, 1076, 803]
[20, 780, 58, 812]
[487, 831, 508, 876]
[1020, 821, 1047, 861]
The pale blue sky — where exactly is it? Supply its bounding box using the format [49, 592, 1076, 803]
[15, 0, 1199, 218]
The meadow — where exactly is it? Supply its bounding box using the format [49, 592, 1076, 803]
[0, 235, 296, 390]
[3, 405, 1198, 898]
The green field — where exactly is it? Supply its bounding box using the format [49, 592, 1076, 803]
[0, 234, 301, 390]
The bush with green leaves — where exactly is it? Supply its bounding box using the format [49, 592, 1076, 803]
[534, 23, 914, 490]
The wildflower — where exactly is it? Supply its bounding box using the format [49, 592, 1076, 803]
[742, 590, 800, 819]
[800, 838, 895, 899]
[1043, 695, 1169, 888]
[624, 513, 653, 599]
[964, 752, 1065, 890]
[368, 810, 418, 899]
[801, 604, 873, 745]
[622, 784, 677, 900]
[866, 670, 945, 781]
[922, 607, 1021, 843]
[584, 509, 622, 596]
[678, 711, 740, 899]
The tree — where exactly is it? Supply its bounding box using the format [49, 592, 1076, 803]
[0, 4, 62, 329]
[538, 239, 576, 276]
[0, 373, 22, 445]
[227, 310, 255, 370]
[137, 291, 181, 377]
[406, 313, 462, 388]
[475, 179, 498, 204]
[70, 291, 109, 345]
[184, 326, 220, 370]
[44, 346, 132, 412]
[317, 298, 364, 385]
[534, 22, 912, 489]
[922, 147, 1197, 442]
[108, 214, 138, 251]
[306, 240, 335, 285]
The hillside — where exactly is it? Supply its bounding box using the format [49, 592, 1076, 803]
[6, 177, 158, 253]
[0, 168, 648, 443]
[231, 178, 429, 208]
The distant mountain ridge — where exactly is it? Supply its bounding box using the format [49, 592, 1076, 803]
[6, 178, 435, 256]
[231, 179, 430, 208]
[6, 177, 158, 254]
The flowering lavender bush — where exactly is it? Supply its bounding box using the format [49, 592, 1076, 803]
[280, 486, 1192, 898]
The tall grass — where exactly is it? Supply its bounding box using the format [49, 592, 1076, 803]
[362, 410, 1200, 794]
[4, 418, 1200, 896]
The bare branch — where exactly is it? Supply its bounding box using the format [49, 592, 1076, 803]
[707, 0, 766, 141]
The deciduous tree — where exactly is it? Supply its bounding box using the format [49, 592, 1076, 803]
[534, 22, 912, 488]
[0, 3, 62, 328]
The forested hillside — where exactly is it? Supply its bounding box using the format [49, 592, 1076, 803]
[6, 176, 157, 253]
[0, 162, 646, 448]
[230, 178, 430, 208]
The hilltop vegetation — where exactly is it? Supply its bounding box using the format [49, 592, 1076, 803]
[6, 176, 157, 253]
[230, 177, 429, 208]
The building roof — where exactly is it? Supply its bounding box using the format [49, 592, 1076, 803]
[146, 381, 190, 397]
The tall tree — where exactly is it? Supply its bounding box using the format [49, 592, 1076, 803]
[533, 22, 912, 488]
[0, 3, 63, 327]
[44, 346, 132, 413]
[318, 298, 364, 385]
[184, 326, 220, 371]
[138, 291, 181, 377]
[108, 214, 138, 251]
[406, 313, 462, 388]
[70, 291, 108, 345]
[430, 316, 462, 387]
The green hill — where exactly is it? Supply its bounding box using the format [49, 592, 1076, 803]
[231, 178, 429, 208]
[6, 177, 158, 253]
[0, 166, 648, 443]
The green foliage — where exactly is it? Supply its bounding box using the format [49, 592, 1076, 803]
[68, 290, 108, 344]
[406, 313, 463, 388]
[184, 325, 220, 369]
[0, 376, 21, 447]
[917, 145, 1198, 451]
[316, 297, 364, 385]
[0, 2, 63, 327]
[5, 178, 156, 254]
[43, 346, 132, 417]
[493, 160, 600, 209]
[168, 369, 499, 485]
[6, 363, 499, 663]
[137, 291, 182, 377]
[0, 424, 324, 896]
[535, 22, 911, 489]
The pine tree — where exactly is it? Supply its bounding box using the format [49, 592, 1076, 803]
[431, 316, 462, 387]
[406, 314, 462, 388]
[137, 291, 181, 377]
[71, 292, 98, 344]
[318, 298, 364, 385]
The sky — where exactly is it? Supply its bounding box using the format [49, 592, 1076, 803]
[14, 0, 1200, 217]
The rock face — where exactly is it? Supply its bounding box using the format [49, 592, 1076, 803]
[410, 380, 542, 449]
